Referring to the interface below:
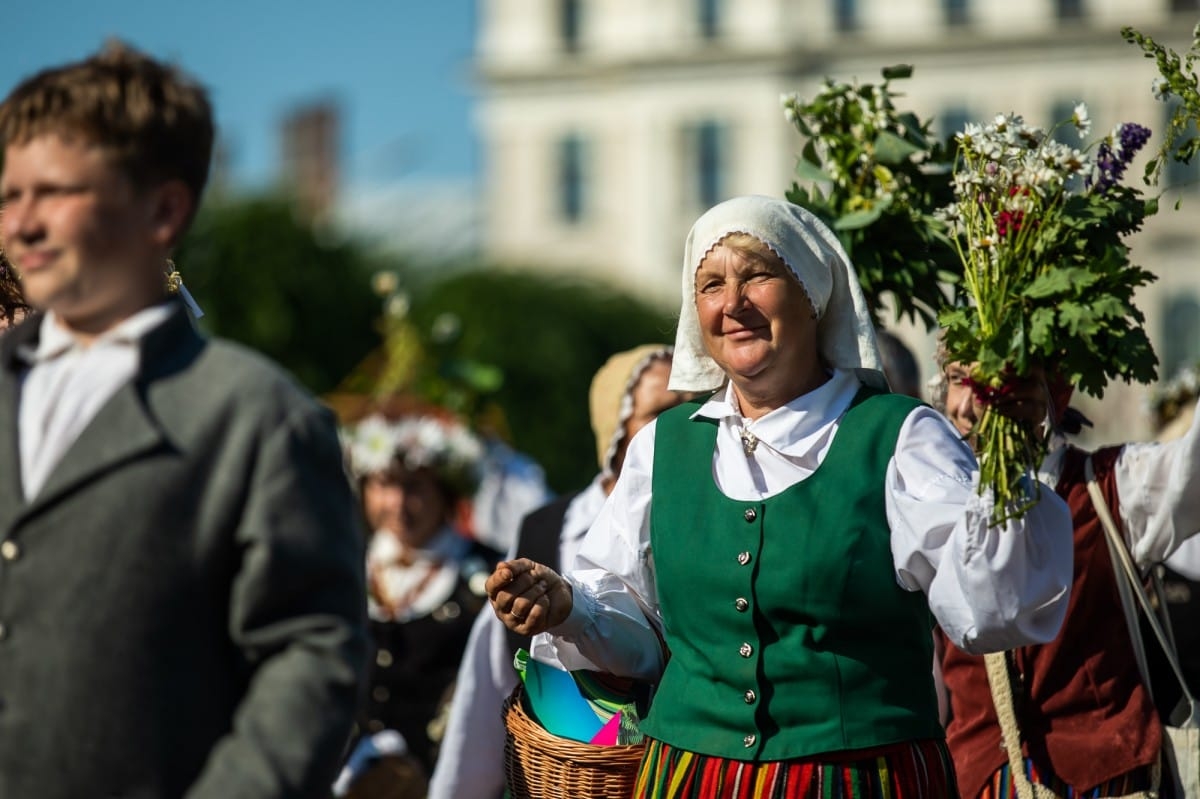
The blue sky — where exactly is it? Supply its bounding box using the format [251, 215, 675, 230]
[2, 1, 478, 189]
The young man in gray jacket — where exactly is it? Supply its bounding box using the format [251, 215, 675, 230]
[0, 41, 367, 798]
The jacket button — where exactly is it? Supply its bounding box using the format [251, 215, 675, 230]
[744, 689, 757, 704]
[737, 551, 751, 566]
[743, 733, 756, 747]
[734, 598, 749, 612]
[743, 508, 757, 523]
[372, 686, 390, 703]
[375, 649, 394, 668]
[0, 541, 19, 561]
[739, 642, 753, 658]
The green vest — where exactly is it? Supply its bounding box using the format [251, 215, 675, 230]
[641, 387, 943, 761]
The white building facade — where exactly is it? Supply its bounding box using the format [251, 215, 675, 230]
[475, 0, 1200, 440]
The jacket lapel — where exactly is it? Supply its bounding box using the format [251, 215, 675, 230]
[8, 305, 199, 527]
[17, 379, 167, 521]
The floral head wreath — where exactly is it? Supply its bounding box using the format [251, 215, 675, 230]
[342, 413, 486, 498]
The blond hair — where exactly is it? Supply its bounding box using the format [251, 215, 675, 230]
[0, 40, 214, 205]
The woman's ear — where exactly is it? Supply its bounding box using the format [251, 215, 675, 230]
[149, 179, 195, 250]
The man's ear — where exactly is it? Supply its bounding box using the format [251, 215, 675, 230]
[149, 179, 195, 250]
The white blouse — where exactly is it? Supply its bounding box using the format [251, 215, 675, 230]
[535, 369, 1076, 682]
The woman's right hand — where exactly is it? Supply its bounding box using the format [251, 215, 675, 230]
[485, 558, 573, 636]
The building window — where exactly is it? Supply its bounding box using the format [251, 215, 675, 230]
[943, 0, 969, 27]
[1162, 294, 1200, 379]
[1164, 100, 1200, 192]
[685, 120, 728, 211]
[1172, 0, 1200, 12]
[938, 105, 971, 146]
[560, 0, 582, 53]
[833, 0, 857, 32]
[1055, 0, 1084, 19]
[557, 134, 589, 223]
[698, 0, 722, 39]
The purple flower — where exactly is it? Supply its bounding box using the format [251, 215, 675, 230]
[1088, 123, 1152, 193]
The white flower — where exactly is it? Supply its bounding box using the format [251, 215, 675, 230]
[371, 271, 400, 297]
[386, 293, 410, 319]
[1071, 102, 1091, 138]
[1153, 77, 1171, 102]
[345, 416, 401, 478]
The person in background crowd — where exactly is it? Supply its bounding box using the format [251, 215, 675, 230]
[338, 408, 502, 794]
[428, 344, 689, 799]
[876, 328, 922, 399]
[0, 41, 367, 798]
[0, 215, 26, 329]
[932, 346, 1200, 798]
[487, 195, 1073, 799]
[469, 434, 553, 555]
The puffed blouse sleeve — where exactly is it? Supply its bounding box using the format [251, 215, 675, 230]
[530, 422, 667, 682]
[887, 406, 1075, 655]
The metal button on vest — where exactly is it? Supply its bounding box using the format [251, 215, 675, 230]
[743, 508, 757, 523]
[744, 689, 757, 704]
[734, 597, 749, 612]
[372, 686, 390, 703]
[737, 551, 751, 566]
[739, 642, 753, 658]
[0, 541, 19, 561]
[743, 733, 756, 748]
[375, 649, 394, 668]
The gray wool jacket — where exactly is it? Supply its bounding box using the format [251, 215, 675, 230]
[0, 305, 368, 799]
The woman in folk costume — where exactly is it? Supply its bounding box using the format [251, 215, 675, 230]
[932, 352, 1200, 799]
[486, 195, 1076, 798]
[340, 407, 502, 786]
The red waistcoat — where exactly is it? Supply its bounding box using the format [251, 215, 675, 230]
[938, 445, 1162, 799]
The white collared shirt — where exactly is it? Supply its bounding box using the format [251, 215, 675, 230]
[536, 369, 1079, 681]
[17, 304, 176, 501]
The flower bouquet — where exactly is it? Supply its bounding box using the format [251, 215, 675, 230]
[938, 109, 1159, 523]
[781, 65, 960, 329]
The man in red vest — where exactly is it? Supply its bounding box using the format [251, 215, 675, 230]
[933, 355, 1200, 798]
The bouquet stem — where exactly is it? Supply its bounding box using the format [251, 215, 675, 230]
[975, 407, 1043, 526]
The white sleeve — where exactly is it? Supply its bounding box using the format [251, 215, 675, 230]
[426, 608, 515, 799]
[535, 422, 666, 682]
[1165, 535, 1200, 581]
[1115, 398, 1200, 567]
[887, 406, 1074, 654]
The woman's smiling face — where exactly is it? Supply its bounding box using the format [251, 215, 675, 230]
[694, 240, 821, 402]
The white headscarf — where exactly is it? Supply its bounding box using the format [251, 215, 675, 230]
[668, 195, 886, 394]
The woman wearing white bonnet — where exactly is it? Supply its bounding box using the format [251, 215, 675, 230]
[487, 195, 1074, 797]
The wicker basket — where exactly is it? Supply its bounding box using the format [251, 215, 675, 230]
[503, 686, 646, 799]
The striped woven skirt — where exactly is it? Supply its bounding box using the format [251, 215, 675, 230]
[977, 759, 1155, 799]
[633, 737, 960, 798]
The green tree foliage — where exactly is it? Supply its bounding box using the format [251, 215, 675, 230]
[407, 270, 675, 494]
[175, 196, 383, 394]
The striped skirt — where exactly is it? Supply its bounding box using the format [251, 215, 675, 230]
[633, 737, 960, 798]
[977, 759, 1155, 799]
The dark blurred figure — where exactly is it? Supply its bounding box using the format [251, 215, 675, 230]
[876, 328, 922, 399]
[0, 228, 26, 330]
